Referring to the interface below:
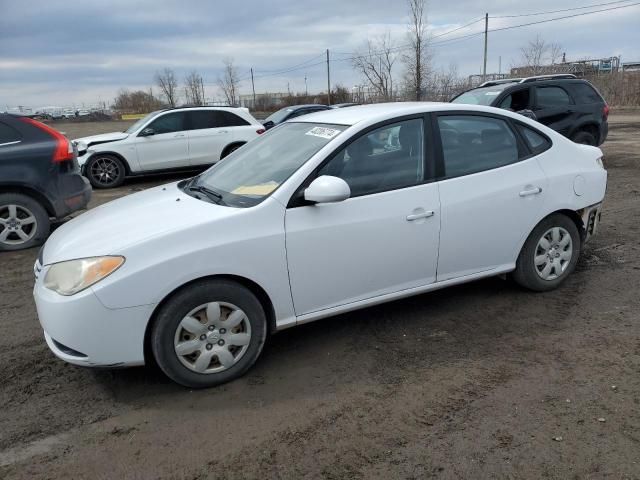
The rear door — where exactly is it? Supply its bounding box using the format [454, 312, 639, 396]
[434, 112, 548, 281]
[186, 110, 232, 166]
[533, 85, 575, 136]
[135, 111, 189, 170]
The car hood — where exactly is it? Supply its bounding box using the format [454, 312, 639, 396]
[73, 131, 129, 148]
[42, 182, 237, 265]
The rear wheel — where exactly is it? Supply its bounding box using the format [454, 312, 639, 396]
[221, 143, 244, 159]
[86, 154, 126, 188]
[571, 130, 596, 146]
[513, 214, 581, 291]
[151, 279, 267, 388]
[0, 193, 50, 251]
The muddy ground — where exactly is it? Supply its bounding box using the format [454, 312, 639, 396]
[1, 114, 639, 479]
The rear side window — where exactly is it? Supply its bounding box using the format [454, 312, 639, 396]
[536, 86, 571, 108]
[0, 121, 21, 144]
[147, 112, 186, 134]
[189, 111, 250, 129]
[437, 115, 520, 178]
[569, 83, 603, 104]
[516, 124, 551, 154]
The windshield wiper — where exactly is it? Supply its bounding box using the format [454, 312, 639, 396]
[188, 184, 225, 205]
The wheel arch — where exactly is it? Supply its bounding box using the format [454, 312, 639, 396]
[143, 274, 277, 364]
[0, 184, 56, 217]
[220, 142, 246, 159]
[518, 208, 587, 258]
[84, 151, 132, 175]
[571, 122, 600, 144]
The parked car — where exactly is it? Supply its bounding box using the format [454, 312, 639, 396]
[34, 103, 606, 388]
[262, 104, 331, 130]
[451, 74, 609, 146]
[74, 106, 265, 188]
[0, 114, 91, 251]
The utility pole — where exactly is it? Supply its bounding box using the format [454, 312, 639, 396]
[250, 67, 256, 109]
[304, 74, 308, 97]
[482, 13, 488, 81]
[326, 49, 331, 105]
[498, 56, 502, 76]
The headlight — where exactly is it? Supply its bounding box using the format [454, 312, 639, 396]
[44, 256, 125, 296]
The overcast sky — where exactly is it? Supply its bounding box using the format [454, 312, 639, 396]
[1, 0, 638, 109]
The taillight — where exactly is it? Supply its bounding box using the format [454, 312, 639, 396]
[603, 104, 610, 119]
[20, 117, 73, 163]
[256, 128, 266, 135]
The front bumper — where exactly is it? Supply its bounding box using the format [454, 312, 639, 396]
[33, 271, 154, 367]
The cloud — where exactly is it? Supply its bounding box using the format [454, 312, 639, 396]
[1, 0, 638, 107]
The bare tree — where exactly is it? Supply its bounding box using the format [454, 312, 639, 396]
[184, 70, 205, 105]
[113, 89, 164, 114]
[519, 35, 564, 73]
[352, 32, 398, 101]
[403, 0, 431, 100]
[155, 68, 179, 107]
[217, 58, 240, 106]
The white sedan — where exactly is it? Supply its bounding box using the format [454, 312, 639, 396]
[34, 103, 607, 388]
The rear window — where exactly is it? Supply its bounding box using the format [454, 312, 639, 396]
[189, 110, 250, 129]
[0, 121, 21, 144]
[569, 83, 603, 104]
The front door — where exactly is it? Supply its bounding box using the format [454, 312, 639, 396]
[533, 85, 575, 136]
[434, 113, 548, 281]
[285, 117, 441, 316]
[135, 111, 190, 170]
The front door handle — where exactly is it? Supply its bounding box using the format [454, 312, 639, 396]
[174, 133, 186, 138]
[406, 210, 435, 221]
[519, 187, 542, 197]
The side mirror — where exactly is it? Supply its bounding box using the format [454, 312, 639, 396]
[516, 109, 537, 121]
[263, 120, 275, 130]
[304, 176, 350, 204]
[139, 127, 155, 137]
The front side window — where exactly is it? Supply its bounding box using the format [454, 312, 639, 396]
[536, 86, 571, 108]
[125, 110, 163, 134]
[146, 112, 186, 134]
[189, 123, 346, 207]
[499, 89, 530, 111]
[318, 118, 424, 197]
[437, 115, 519, 178]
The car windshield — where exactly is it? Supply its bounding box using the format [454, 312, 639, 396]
[451, 86, 510, 105]
[187, 122, 347, 208]
[264, 107, 294, 124]
[124, 110, 163, 133]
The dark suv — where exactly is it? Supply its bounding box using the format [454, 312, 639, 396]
[0, 114, 91, 251]
[451, 74, 609, 146]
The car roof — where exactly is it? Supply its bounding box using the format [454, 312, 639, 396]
[291, 102, 455, 126]
[282, 104, 328, 111]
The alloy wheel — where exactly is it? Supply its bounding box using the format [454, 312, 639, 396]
[534, 227, 573, 281]
[90, 157, 121, 186]
[174, 302, 252, 374]
[0, 204, 38, 246]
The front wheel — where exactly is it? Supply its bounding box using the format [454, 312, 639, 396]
[86, 154, 126, 188]
[151, 279, 267, 388]
[513, 214, 581, 291]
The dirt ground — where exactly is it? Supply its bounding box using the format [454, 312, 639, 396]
[1, 113, 639, 479]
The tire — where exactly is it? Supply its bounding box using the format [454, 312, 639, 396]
[571, 130, 596, 146]
[0, 193, 50, 251]
[86, 154, 126, 189]
[513, 214, 581, 292]
[220, 143, 244, 159]
[151, 279, 267, 388]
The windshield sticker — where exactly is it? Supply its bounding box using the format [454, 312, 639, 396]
[305, 127, 341, 139]
[484, 91, 501, 96]
[232, 182, 279, 196]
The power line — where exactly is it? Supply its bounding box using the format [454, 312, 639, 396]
[490, 0, 634, 18]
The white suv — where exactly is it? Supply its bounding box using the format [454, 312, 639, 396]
[74, 107, 265, 188]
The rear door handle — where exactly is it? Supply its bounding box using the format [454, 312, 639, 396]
[406, 211, 435, 221]
[519, 187, 542, 197]
[174, 133, 186, 138]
